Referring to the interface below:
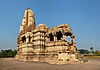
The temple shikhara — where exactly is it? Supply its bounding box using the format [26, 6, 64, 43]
[16, 8, 79, 64]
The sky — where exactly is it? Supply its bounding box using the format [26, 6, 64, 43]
[0, 0, 100, 50]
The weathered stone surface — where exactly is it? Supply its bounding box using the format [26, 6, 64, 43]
[16, 8, 79, 64]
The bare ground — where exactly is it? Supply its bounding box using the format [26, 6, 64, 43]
[0, 58, 100, 70]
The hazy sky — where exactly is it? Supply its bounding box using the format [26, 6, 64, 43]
[0, 0, 100, 50]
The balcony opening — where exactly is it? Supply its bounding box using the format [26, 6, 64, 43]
[49, 34, 54, 41]
[56, 31, 62, 40]
[22, 36, 26, 43]
[66, 36, 71, 42]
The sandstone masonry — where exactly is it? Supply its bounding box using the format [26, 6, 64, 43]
[16, 8, 79, 64]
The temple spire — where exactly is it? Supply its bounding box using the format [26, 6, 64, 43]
[19, 8, 36, 33]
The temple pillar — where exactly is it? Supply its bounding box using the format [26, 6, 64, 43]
[26, 35, 29, 43]
[71, 34, 75, 43]
[72, 43, 76, 52]
[26, 37, 29, 43]
[71, 38, 74, 43]
[54, 36, 57, 41]
[63, 34, 66, 40]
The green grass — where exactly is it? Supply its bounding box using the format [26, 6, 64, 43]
[87, 56, 100, 59]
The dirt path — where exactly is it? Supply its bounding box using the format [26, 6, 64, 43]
[0, 58, 100, 70]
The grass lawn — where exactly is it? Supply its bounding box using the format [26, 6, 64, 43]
[86, 56, 100, 59]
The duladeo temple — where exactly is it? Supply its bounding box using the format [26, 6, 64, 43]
[16, 8, 80, 64]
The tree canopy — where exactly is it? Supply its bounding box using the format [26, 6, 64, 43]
[0, 49, 17, 58]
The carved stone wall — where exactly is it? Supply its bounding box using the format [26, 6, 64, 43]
[16, 8, 78, 63]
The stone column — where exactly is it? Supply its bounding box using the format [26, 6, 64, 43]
[26, 37, 29, 43]
[71, 34, 75, 43]
[71, 38, 74, 43]
[63, 34, 66, 40]
[26, 32, 30, 43]
[73, 43, 76, 52]
[26, 35, 29, 43]
[54, 35, 57, 41]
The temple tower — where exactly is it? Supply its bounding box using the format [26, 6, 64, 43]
[19, 8, 36, 33]
[16, 8, 36, 61]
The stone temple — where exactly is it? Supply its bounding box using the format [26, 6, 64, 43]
[16, 8, 79, 63]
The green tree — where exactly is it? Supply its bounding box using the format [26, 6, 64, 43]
[78, 49, 89, 54]
[90, 47, 94, 55]
[90, 47, 93, 51]
[0, 49, 17, 58]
